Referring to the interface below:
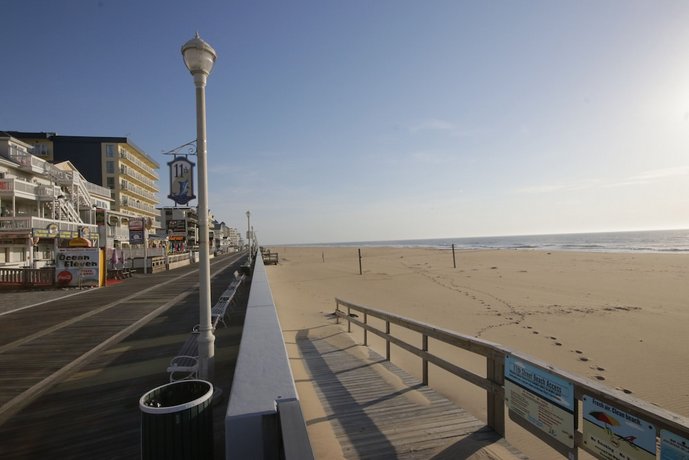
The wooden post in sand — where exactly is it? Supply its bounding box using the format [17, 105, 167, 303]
[452, 244, 457, 268]
[358, 248, 363, 275]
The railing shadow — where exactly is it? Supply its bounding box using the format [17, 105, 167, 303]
[296, 328, 397, 458]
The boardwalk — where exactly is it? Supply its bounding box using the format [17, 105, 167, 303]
[0, 253, 248, 459]
[296, 325, 526, 459]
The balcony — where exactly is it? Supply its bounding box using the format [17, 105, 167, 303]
[119, 148, 158, 179]
[0, 178, 78, 204]
[85, 182, 112, 199]
[0, 216, 97, 235]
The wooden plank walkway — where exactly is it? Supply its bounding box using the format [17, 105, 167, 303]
[297, 327, 526, 459]
[0, 253, 248, 459]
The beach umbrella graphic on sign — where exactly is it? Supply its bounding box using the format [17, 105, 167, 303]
[590, 411, 620, 427]
[590, 411, 621, 441]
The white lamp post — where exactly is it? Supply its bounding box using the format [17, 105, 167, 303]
[182, 32, 217, 380]
[246, 210, 251, 265]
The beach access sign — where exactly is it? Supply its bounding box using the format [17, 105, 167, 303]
[504, 355, 575, 448]
[582, 395, 656, 460]
[55, 248, 102, 287]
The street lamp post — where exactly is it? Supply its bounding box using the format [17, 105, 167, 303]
[182, 33, 217, 380]
[246, 210, 251, 265]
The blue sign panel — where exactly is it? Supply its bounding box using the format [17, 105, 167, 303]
[661, 430, 689, 460]
[504, 354, 574, 411]
[168, 156, 196, 205]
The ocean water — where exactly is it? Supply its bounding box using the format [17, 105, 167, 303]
[309, 229, 689, 253]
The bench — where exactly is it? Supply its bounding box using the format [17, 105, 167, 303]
[261, 251, 279, 265]
[212, 271, 245, 328]
[166, 331, 199, 382]
[107, 261, 133, 280]
[167, 271, 245, 381]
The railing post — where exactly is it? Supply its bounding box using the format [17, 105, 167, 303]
[347, 306, 351, 332]
[363, 312, 368, 346]
[385, 321, 390, 361]
[486, 352, 505, 436]
[422, 334, 429, 385]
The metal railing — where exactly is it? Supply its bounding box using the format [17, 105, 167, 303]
[335, 298, 689, 459]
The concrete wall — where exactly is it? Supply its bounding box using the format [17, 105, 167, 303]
[225, 256, 299, 459]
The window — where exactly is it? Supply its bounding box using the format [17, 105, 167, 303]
[106, 161, 115, 174]
[33, 144, 49, 157]
[106, 144, 115, 157]
[107, 177, 115, 189]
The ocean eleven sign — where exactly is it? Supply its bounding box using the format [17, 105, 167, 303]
[168, 156, 196, 205]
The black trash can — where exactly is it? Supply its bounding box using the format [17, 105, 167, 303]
[239, 263, 251, 276]
[140, 379, 214, 460]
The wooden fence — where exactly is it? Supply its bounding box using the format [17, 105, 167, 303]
[335, 298, 689, 459]
[0, 268, 55, 288]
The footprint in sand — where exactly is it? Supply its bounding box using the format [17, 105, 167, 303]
[532, 331, 539, 334]
[554, 342, 563, 346]
[594, 375, 606, 381]
[575, 350, 583, 354]
[579, 356, 589, 362]
[616, 387, 634, 394]
[592, 366, 605, 371]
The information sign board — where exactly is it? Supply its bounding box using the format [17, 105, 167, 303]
[582, 395, 656, 460]
[661, 430, 689, 460]
[505, 355, 574, 410]
[55, 248, 101, 287]
[504, 355, 575, 447]
[129, 217, 144, 244]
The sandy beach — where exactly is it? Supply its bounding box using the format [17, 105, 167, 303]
[267, 246, 689, 458]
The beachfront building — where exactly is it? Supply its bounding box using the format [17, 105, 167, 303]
[159, 206, 198, 253]
[212, 220, 240, 254]
[0, 134, 104, 267]
[6, 132, 161, 231]
[226, 225, 241, 249]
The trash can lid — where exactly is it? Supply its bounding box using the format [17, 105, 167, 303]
[140, 379, 213, 414]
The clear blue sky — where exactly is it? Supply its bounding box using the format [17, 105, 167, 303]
[4, 1, 689, 244]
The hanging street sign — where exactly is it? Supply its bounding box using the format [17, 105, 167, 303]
[167, 156, 196, 205]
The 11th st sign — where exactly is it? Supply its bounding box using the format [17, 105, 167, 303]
[168, 156, 196, 205]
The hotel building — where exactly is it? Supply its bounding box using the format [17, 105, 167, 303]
[7, 132, 160, 231]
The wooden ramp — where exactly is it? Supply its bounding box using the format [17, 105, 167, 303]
[297, 326, 526, 460]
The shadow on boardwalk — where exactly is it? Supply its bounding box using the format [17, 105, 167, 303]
[0, 266, 249, 460]
[297, 325, 525, 460]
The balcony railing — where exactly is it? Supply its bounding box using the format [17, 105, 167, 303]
[85, 181, 112, 199]
[106, 226, 130, 240]
[120, 196, 159, 216]
[0, 178, 53, 198]
[120, 181, 157, 202]
[119, 148, 158, 179]
[0, 216, 97, 234]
